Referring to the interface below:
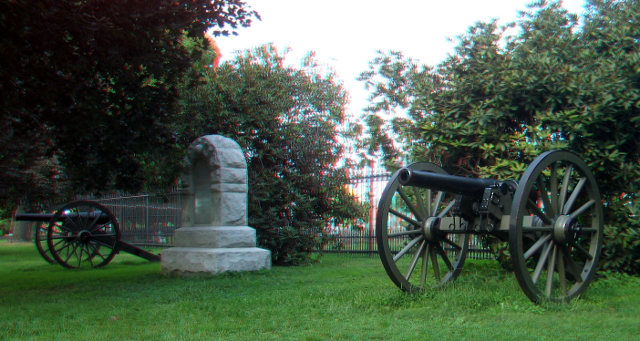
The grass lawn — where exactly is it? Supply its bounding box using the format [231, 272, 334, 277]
[1, 240, 639, 340]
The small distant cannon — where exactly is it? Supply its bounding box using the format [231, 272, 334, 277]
[376, 150, 603, 303]
[16, 201, 160, 269]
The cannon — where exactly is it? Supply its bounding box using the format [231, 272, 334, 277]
[376, 150, 603, 303]
[15, 201, 160, 269]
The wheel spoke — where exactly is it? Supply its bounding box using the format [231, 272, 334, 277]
[557, 247, 567, 296]
[425, 189, 432, 216]
[442, 236, 462, 251]
[549, 163, 559, 215]
[569, 241, 593, 261]
[562, 177, 587, 215]
[56, 220, 78, 233]
[412, 187, 428, 219]
[49, 235, 77, 241]
[405, 241, 425, 280]
[569, 199, 595, 218]
[63, 212, 81, 231]
[420, 243, 430, 288]
[62, 243, 80, 265]
[89, 243, 107, 261]
[393, 235, 424, 262]
[430, 246, 441, 281]
[435, 243, 453, 271]
[90, 232, 118, 239]
[524, 233, 552, 260]
[397, 187, 424, 222]
[527, 199, 553, 225]
[562, 248, 585, 282]
[86, 245, 96, 267]
[388, 230, 421, 237]
[91, 237, 117, 249]
[52, 240, 73, 254]
[558, 164, 573, 214]
[78, 244, 93, 267]
[431, 191, 444, 217]
[537, 177, 556, 217]
[532, 240, 553, 284]
[389, 209, 421, 229]
[436, 201, 456, 218]
[545, 244, 558, 297]
[87, 213, 104, 233]
[49, 237, 69, 250]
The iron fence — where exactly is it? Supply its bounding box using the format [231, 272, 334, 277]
[75, 166, 494, 259]
[323, 166, 494, 260]
[82, 191, 181, 246]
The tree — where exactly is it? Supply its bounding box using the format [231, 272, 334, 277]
[180, 43, 365, 265]
[0, 0, 258, 210]
[359, 0, 640, 274]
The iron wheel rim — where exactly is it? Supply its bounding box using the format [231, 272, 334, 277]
[47, 201, 121, 269]
[377, 162, 469, 293]
[509, 151, 603, 303]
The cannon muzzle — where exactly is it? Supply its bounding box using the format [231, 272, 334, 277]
[398, 169, 499, 199]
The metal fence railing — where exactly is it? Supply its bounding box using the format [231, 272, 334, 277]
[75, 166, 493, 259]
[323, 167, 494, 260]
[83, 191, 181, 247]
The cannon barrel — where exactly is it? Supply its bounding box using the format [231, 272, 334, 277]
[398, 169, 499, 199]
[15, 212, 111, 224]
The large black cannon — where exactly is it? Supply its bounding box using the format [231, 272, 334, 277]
[15, 201, 160, 269]
[377, 150, 603, 303]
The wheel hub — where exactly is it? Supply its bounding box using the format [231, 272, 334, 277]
[78, 230, 93, 244]
[553, 215, 581, 243]
[422, 217, 441, 241]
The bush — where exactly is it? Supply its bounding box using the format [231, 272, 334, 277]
[180, 43, 366, 265]
[0, 219, 9, 235]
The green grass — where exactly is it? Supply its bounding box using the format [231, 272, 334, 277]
[1, 241, 639, 340]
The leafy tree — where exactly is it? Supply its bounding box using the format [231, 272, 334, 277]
[359, 0, 640, 274]
[180, 43, 365, 265]
[0, 0, 258, 210]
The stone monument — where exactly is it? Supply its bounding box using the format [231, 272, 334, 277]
[161, 135, 271, 275]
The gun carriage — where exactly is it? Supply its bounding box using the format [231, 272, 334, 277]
[15, 201, 160, 269]
[377, 150, 603, 303]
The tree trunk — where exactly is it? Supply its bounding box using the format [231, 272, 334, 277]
[10, 205, 32, 242]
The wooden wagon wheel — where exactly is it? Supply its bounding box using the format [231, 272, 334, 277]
[34, 204, 66, 264]
[377, 162, 469, 293]
[46, 201, 121, 269]
[509, 151, 603, 303]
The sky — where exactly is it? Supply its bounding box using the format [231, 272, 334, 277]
[215, 0, 587, 115]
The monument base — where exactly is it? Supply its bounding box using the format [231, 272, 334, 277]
[174, 225, 258, 248]
[161, 247, 271, 275]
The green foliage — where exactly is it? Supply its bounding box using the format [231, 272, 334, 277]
[0, 219, 9, 235]
[599, 197, 640, 274]
[180, 44, 365, 265]
[359, 0, 640, 273]
[0, 0, 258, 208]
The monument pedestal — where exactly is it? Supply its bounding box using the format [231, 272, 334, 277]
[161, 135, 271, 275]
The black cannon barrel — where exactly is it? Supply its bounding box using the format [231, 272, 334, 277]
[398, 169, 499, 199]
[15, 212, 111, 224]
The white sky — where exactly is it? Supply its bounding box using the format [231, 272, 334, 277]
[216, 0, 587, 115]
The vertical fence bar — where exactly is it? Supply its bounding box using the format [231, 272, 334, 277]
[321, 165, 493, 260]
[79, 187, 181, 247]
